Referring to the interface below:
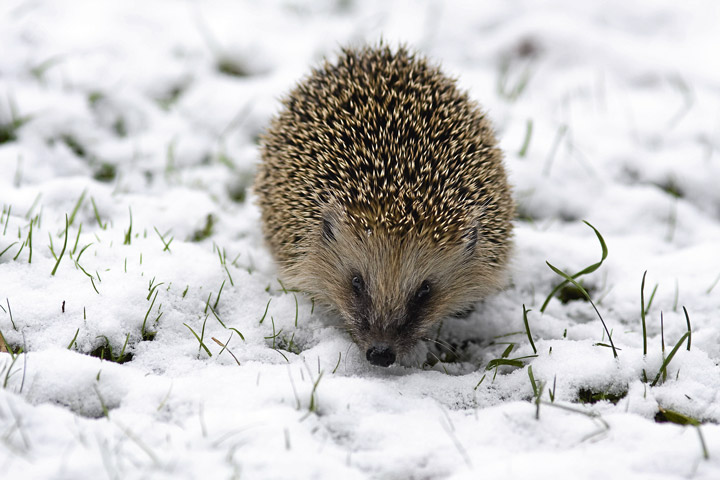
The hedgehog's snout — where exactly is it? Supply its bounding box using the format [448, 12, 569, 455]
[366, 344, 396, 367]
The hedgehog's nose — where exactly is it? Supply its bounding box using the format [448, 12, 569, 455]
[366, 345, 396, 367]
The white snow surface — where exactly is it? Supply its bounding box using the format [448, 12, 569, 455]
[1, 0, 720, 478]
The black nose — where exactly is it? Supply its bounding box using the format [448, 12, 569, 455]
[366, 345, 396, 367]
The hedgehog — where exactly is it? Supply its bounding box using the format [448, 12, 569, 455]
[255, 45, 514, 367]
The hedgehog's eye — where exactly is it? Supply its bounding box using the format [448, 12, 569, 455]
[407, 280, 432, 320]
[351, 275, 365, 296]
[415, 280, 431, 301]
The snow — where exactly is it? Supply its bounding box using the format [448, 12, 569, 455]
[1, 0, 720, 478]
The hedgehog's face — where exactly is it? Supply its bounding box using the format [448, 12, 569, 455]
[342, 256, 438, 367]
[286, 205, 506, 367]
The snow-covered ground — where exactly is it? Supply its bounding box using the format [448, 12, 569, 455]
[1, 0, 720, 478]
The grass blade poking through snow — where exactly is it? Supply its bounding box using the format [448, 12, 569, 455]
[153, 226, 173, 252]
[90, 197, 107, 229]
[2, 205, 10, 235]
[0, 242, 18, 259]
[522, 304, 537, 354]
[293, 293, 298, 327]
[51, 214, 69, 276]
[184, 320, 212, 358]
[27, 216, 33, 263]
[698, 426, 710, 460]
[518, 119, 533, 157]
[546, 261, 618, 358]
[259, 298, 271, 324]
[67, 328, 80, 350]
[123, 206, 132, 245]
[541, 221, 608, 313]
[650, 331, 689, 386]
[332, 352, 342, 374]
[308, 371, 324, 413]
[486, 343, 537, 375]
[707, 273, 720, 294]
[641, 271, 648, 356]
[142, 291, 159, 341]
[528, 365, 538, 396]
[213, 280, 225, 311]
[683, 306, 692, 351]
[211, 334, 241, 365]
[208, 304, 244, 341]
[5, 299, 16, 330]
[68, 189, 86, 226]
[215, 245, 235, 286]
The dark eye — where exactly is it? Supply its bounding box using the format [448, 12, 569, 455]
[351, 275, 365, 296]
[415, 280, 431, 301]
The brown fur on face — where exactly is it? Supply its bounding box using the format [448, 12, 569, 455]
[255, 45, 514, 365]
[282, 201, 511, 359]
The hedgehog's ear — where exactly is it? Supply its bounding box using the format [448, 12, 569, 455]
[322, 217, 336, 243]
[319, 199, 344, 244]
[463, 206, 486, 255]
[464, 224, 478, 255]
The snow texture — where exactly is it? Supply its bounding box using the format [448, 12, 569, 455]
[1, 0, 720, 478]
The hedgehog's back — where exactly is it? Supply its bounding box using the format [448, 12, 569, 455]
[256, 45, 512, 262]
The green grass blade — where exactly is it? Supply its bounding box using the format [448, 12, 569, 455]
[651, 332, 690, 387]
[293, 293, 298, 327]
[183, 323, 212, 357]
[123, 206, 133, 245]
[259, 298, 271, 324]
[697, 426, 709, 460]
[0, 241, 19, 259]
[68, 189, 87, 226]
[486, 355, 537, 370]
[683, 306, 691, 351]
[2, 205, 12, 235]
[208, 304, 245, 341]
[528, 365, 538, 396]
[308, 371, 324, 413]
[51, 214, 69, 276]
[546, 260, 618, 358]
[90, 197, 106, 229]
[518, 119, 533, 157]
[541, 221, 608, 312]
[522, 304, 537, 354]
[641, 270, 648, 356]
[213, 280, 225, 311]
[67, 328, 80, 349]
[332, 352, 342, 374]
